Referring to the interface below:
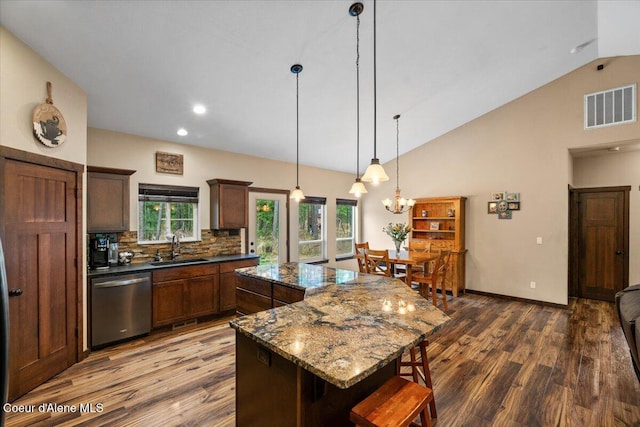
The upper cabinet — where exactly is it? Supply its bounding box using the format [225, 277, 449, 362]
[87, 166, 136, 233]
[207, 179, 252, 229]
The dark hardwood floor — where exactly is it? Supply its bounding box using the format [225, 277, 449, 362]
[5, 294, 640, 426]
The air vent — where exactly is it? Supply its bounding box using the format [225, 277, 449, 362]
[585, 84, 636, 129]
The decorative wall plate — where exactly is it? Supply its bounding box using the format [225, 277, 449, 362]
[32, 82, 67, 147]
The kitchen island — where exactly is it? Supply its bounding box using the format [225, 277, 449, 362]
[230, 263, 450, 427]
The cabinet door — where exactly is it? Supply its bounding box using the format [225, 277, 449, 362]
[187, 275, 219, 317]
[220, 272, 238, 312]
[208, 179, 252, 229]
[153, 279, 187, 327]
[87, 170, 132, 232]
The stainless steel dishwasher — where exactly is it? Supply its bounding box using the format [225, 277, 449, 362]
[91, 272, 151, 348]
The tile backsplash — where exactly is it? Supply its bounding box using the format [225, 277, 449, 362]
[116, 229, 241, 264]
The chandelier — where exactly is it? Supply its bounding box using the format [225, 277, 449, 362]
[382, 114, 414, 214]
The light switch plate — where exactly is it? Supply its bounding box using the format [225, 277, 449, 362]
[536, 237, 543, 245]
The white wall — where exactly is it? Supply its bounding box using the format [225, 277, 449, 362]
[87, 128, 358, 269]
[361, 56, 640, 305]
[0, 26, 87, 164]
[573, 149, 640, 284]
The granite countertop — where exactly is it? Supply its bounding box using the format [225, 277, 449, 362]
[230, 262, 451, 389]
[87, 253, 259, 278]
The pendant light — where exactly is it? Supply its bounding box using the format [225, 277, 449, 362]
[348, 2, 367, 197]
[290, 64, 305, 202]
[360, 0, 389, 185]
[382, 114, 415, 213]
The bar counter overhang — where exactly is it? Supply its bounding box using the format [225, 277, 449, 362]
[230, 263, 450, 426]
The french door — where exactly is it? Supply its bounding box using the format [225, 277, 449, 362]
[248, 191, 288, 265]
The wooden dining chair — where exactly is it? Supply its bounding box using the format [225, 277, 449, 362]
[407, 240, 433, 275]
[411, 250, 451, 311]
[354, 242, 369, 273]
[364, 249, 392, 277]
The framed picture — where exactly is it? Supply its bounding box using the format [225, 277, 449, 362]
[491, 192, 505, 201]
[505, 192, 520, 202]
[429, 222, 440, 230]
[498, 210, 512, 220]
[497, 200, 509, 212]
[508, 202, 520, 210]
[156, 151, 184, 175]
[488, 202, 498, 214]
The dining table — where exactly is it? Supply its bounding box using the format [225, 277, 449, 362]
[387, 249, 439, 285]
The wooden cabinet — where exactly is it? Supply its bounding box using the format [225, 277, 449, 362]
[409, 196, 466, 296]
[207, 179, 252, 229]
[219, 258, 260, 312]
[152, 263, 219, 327]
[236, 276, 305, 315]
[87, 166, 135, 233]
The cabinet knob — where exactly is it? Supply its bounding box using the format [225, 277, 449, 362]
[616, 250, 624, 255]
[9, 288, 23, 297]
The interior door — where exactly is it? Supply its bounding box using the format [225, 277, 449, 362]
[3, 159, 78, 400]
[248, 191, 288, 264]
[570, 186, 629, 302]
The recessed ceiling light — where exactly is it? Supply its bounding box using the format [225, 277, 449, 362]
[177, 128, 188, 136]
[193, 104, 206, 114]
[607, 146, 620, 152]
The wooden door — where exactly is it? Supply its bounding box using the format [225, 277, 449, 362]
[3, 158, 79, 400]
[570, 187, 629, 302]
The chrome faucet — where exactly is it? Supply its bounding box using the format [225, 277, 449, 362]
[170, 234, 181, 259]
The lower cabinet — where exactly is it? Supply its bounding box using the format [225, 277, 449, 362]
[236, 276, 305, 315]
[219, 258, 260, 312]
[153, 279, 189, 327]
[151, 258, 259, 328]
[152, 264, 219, 328]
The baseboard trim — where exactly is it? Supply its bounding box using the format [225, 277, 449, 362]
[464, 289, 569, 309]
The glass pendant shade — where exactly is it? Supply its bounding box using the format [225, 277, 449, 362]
[290, 186, 305, 202]
[349, 179, 368, 197]
[361, 159, 389, 185]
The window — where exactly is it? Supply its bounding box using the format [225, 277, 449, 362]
[336, 199, 357, 259]
[298, 196, 326, 262]
[138, 184, 199, 243]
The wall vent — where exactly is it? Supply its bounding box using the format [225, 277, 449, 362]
[585, 84, 636, 129]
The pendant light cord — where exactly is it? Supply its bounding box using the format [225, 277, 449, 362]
[373, 0, 377, 159]
[356, 13, 361, 178]
[395, 116, 400, 190]
[296, 71, 300, 187]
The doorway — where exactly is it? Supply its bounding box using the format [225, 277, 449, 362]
[248, 189, 289, 265]
[569, 186, 630, 302]
[0, 147, 83, 400]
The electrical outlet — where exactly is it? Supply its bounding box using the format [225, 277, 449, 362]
[530, 281, 536, 289]
[536, 237, 543, 245]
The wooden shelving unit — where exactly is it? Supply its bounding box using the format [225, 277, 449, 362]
[409, 196, 467, 296]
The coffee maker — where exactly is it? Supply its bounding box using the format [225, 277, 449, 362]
[89, 233, 118, 269]
[89, 235, 109, 269]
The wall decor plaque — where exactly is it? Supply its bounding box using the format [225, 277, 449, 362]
[156, 151, 184, 175]
[32, 81, 67, 147]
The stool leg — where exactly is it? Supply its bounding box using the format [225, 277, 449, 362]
[409, 347, 420, 384]
[419, 341, 437, 420]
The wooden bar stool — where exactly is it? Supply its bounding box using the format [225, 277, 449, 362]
[397, 340, 437, 420]
[350, 376, 433, 427]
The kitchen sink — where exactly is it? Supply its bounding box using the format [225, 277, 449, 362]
[149, 258, 209, 266]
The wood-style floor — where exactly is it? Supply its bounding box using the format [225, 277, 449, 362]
[5, 294, 640, 427]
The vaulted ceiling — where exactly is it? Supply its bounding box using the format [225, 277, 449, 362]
[1, 1, 638, 172]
